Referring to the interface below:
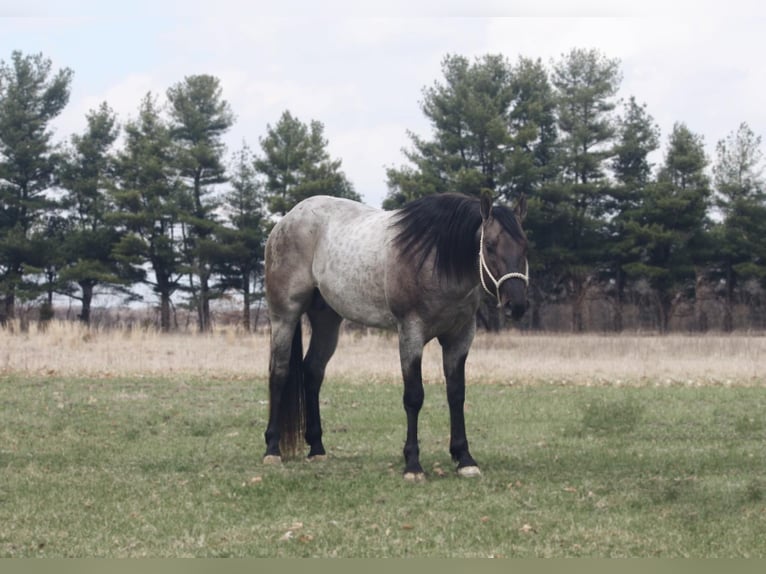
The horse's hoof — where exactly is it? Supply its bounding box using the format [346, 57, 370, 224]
[403, 472, 426, 483]
[262, 455, 282, 465]
[457, 465, 482, 478]
[307, 454, 327, 462]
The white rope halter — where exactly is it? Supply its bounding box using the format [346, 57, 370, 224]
[479, 225, 529, 308]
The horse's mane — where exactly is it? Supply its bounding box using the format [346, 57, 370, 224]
[391, 193, 523, 279]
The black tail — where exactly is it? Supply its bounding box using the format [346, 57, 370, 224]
[278, 320, 306, 458]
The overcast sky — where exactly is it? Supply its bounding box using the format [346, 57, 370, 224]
[2, 0, 764, 207]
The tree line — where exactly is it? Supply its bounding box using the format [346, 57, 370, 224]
[385, 50, 766, 332]
[0, 50, 358, 331]
[1, 49, 765, 333]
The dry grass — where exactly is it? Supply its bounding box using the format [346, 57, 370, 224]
[2, 321, 764, 385]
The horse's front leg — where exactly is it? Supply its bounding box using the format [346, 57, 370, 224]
[399, 326, 426, 482]
[440, 325, 481, 477]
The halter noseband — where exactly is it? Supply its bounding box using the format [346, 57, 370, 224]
[479, 225, 529, 308]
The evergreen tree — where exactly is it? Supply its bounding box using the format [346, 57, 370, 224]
[553, 48, 621, 186]
[549, 48, 622, 331]
[255, 110, 358, 216]
[503, 56, 558, 200]
[213, 144, 267, 331]
[606, 96, 660, 330]
[112, 93, 184, 332]
[504, 56, 558, 329]
[384, 54, 514, 209]
[623, 123, 712, 331]
[0, 51, 72, 323]
[712, 122, 766, 330]
[58, 102, 133, 324]
[611, 97, 660, 188]
[25, 214, 69, 319]
[167, 74, 234, 331]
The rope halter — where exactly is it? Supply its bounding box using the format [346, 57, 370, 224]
[479, 225, 529, 308]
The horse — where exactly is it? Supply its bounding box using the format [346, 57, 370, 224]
[262, 191, 529, 481]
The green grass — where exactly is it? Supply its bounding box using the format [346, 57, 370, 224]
[1, 374, 766, 557]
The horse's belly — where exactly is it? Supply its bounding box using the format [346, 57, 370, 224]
[319, 289, 397, 330]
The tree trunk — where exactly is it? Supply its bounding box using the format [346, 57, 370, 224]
[192, 171, 213, 334]
[45, 270, 56, 308]
[571, 303, 584, 332]
[199, 270, 211, 332]
[571, 276, 587, 333]
[242, 274, 251, 332]
[79, 282, 94, 325]
[160, 291, 172, 332]
[694, 270, 709, 333]
[723, 261, 734, 332]
[1, 292, 15, 326]
[530, 299, 542, 331]
[613, 302, 623, 333]
[658, 292, 672, 334]
[188, 272, 203, 331]
[613, 265, 625, 332]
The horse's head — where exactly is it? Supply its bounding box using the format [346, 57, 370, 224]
[479, 193, 529, 321]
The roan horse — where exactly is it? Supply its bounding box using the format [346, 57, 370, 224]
[263, 192, 528, 481]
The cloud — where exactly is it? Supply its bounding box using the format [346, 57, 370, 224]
[329, 122, 415, 204]
[485, 11, 766, 163]
[53, 73, 161, 140]
[223, 76, 364, 124]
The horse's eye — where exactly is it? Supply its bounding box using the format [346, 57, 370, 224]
[486, 244, 496, 255]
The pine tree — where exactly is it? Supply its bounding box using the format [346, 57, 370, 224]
[549, 48, 622, 331]
[384, 54, 514, 209]
[623, 123, 712, 331]
[606, 96, 660, 330]
[255, 111, 358, 216]
[58, 102, 133, 324]
[213, 144, 267, 331]
[167, 75, 234, 331]
[712, 122, 766, 330]
[503, 56, 558, 329]
[503, 56, 558, 200]
[0, 51, 72, 323]
[112, 93, 184, 332]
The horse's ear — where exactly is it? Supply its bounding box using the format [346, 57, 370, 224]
[514, 194, 528, 222]
[480, 189, 493, 222]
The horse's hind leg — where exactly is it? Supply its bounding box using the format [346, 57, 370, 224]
[304, 294, 343, 460]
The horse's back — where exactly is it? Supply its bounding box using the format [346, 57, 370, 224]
[266, 196, 397, 328]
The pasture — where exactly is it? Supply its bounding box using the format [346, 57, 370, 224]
[1, 323, 765, 557]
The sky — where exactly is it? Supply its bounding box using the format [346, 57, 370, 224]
[1, 0, 765, 208]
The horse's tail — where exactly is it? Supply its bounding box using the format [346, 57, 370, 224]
[278, 320, 306, 458]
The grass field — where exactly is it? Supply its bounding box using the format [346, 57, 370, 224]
[1, 323, 765, 557]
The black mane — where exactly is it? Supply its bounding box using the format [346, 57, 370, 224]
[391, 193, 524, 279]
